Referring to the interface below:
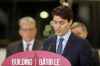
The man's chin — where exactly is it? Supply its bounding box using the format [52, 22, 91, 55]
[23, 38, 33, 42]
[55, 33, 64, 36]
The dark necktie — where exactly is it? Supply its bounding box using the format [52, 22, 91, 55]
[26, 44, 30, 51]
[56, 38, 64, 54]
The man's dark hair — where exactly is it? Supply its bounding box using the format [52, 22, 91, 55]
[52, 6, 73, 21]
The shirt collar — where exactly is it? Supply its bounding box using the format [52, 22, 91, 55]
[23, 39, 35, 45]
[22, 39, 35, 51]
[56, 30, 71, 54]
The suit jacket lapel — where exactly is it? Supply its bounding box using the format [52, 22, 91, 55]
[47, 35, 57, 53]
[62, 33, 74, 55]
[16, 41, 23, 52]
[32, 39, 42, 50]
[32, 40, 37, 50]
[51, 36, 57, 53]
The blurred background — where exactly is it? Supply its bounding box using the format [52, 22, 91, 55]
[0, 0, 100, 65]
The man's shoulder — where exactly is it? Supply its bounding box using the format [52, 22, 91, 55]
[35, 39, 43, 49]
[7, 40, 22, 49]
[6, 40, 22, 57]
[47, 35, 57, 40]
[43, 35, 56, 45]
[69, 33, 91, 46]
[44, 35, 57, 43]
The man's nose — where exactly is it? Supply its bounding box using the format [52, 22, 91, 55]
[54, 24, 60, 30]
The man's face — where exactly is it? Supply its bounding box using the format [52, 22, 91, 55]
[19, 21, 37, 41]
[72, 27, 87, 39]
[52, 15, 72, 36]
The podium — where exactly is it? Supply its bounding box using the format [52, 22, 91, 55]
[2, 51, 71, 66]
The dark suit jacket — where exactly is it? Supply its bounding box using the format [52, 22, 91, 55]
[6, 39, 43, 57]
[43, 33, 98, 66]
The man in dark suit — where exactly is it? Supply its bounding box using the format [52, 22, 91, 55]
[7, 16, 42, 57]
[43, 5, 97, 66]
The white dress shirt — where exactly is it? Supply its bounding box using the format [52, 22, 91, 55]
[56, 31, 71, 54]
[22, 40, 35, 51]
